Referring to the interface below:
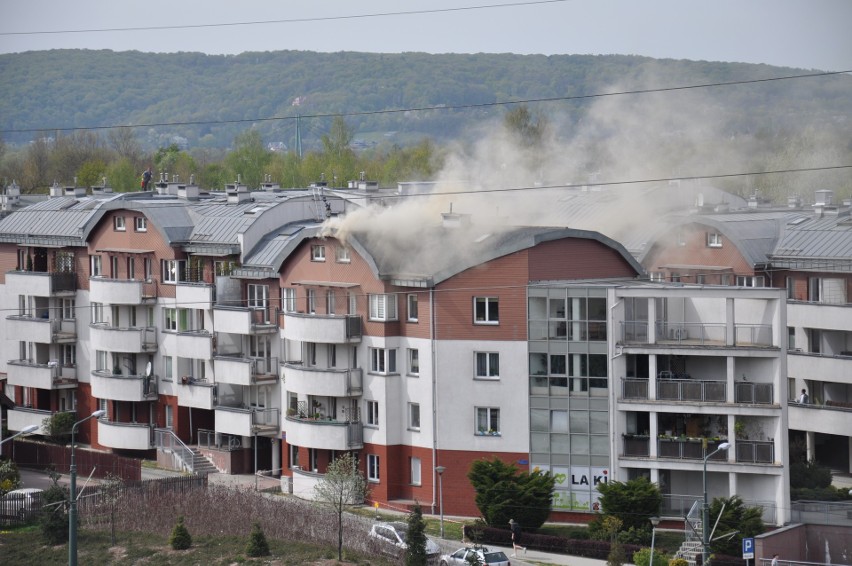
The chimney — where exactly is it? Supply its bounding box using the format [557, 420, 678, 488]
[91, 176, 113, 195]
[49, 181, 64, 198]
[227, 175, 251, 204]
[814, 189, 833, 206]
[787, 195, 802, 208]
[441, 204, 471, 228]
[261, 174, 280, 192]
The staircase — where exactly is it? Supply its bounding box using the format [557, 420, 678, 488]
[188, 447, 219, 475]
[675, 501, 704, 566]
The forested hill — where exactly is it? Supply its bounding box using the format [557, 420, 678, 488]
[1, 49, 850, 150]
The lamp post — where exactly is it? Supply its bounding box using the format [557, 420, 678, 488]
[649, 516, 660, 566]
[69, 409, 105, 566]
[0, 424, 39, 456]
[702, 441, 730, 566]
[435, 465, 446, 538]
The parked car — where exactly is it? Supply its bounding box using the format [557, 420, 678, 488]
[368, 521, 441, 560]
[0, 488, 44, 519]
[441, 546, 511, 566]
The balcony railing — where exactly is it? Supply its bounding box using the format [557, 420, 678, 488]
[621, 378, 649, 400]
[622, 435, 650, 456]
[735, 382, 774, 404]
[734, 324, 774, 347]
[656, 321, 726, 345]
[736, 440, 775, 464]
[657, 379, 726, 402]
[197, 428, 243, 451]
[658, 438, 729, 460]
[5, 270, 76, 295]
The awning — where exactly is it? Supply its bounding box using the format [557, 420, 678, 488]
[291, 280, 359, 288]
[96, 248, 155, 254]
[659, 264, 733, 271]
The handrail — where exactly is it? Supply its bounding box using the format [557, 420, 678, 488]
[154, 428, 195, 474]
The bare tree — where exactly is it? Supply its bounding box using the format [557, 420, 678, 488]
[313, 452, 369, 561]
[107, 127, 143, 164]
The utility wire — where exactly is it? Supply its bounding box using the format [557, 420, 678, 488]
[1, 69, 848, 135]
[0, 1, 570, 36]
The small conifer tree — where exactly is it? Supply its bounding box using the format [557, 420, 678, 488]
[245, 521, 270, 557]
[169, 515, 192, 550]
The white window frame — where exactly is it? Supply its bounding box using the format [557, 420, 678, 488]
[736, 275, 765, 288]
[369, 347, 397, 375]
[62, 344, 77, 366]
[247, 284, 269, 309]
[408, 348, 420, 376]
[91, 302, 105, 323]
[161, 259, 186, 284]
[407, 294, 418, 322]
[366, 400, 379, 427]
[369, 294, 398, 321]
[164, 355, 173, 381]
[326, 290, 336, 314]
[408, 402, 421, 431]
[706, 232, 723, 248]
[474, 296, 499, 324]
[367, 454, 380, 482]
[282, 288, 297, 312]
[307, 288, 316, 314]
[164, 308, 177, 331]
[311, 244, 326, 261]
[475, 352, 500, 379]
[335, 246, 351, 263]
[134, 216, 147, 232]
[90, 255, 102, 277]
[476, 407, 501, 435]
[348, 292, 357, 315]
[113, 216, 126, 231]
[410, 456, 422, 486]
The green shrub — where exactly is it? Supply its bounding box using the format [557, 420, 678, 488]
[670, 557, 689, 566]
[633, 547, 670, 566]
[40, 481, 70, 544]
[245, 521, 270, 557]
[169, 515, 192, 550]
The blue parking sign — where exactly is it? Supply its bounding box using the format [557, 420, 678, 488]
[742, 537, 755, 559]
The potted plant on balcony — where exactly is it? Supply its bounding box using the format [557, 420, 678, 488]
[286, 408, 297, 417]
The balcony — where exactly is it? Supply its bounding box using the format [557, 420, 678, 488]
[98, 419, 154, 450]
[7, 406, 55, 432]
[213, 306, 277, 335]
[6, 316, 76, 343]
[6, 271, 76, 296]
[282, 363, 363, 397]
[734, 382, 774, 405]
[658, 437, 729, 460]
[620, 321, 774, 348]
[735, 440, 775, 464]
[787, 300, 852, 330]
[621, 378, 649, 400]
[280, 312, 362, 343]
[90, 370, 158, 402]
[6, 360, 77, 389]
[89, 277, 157, 305]
[788, 351, 852, 382]
[176, 282, 214, 308]
[284, 415, 363, 450]
[176, 330, 213, 359]
[657, 378, 726, 402]
[215, 406, 279, 437]
[177, 380, 216, 410]
[213, 355, 278, 386]
[90, 323, 157, 353]
[622, 434, 650, 457]
[788, 402, 852, 435]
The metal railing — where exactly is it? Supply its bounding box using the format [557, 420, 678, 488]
[735, 382, 774, 404]
[736, 440, 775, 464]
[155, 428, 195, 473]
[197, 428, 242, 451]
[656, 321, 727, 345]
[734, 324, 774, 347]
[658, 438, 729, 460]
[657, 379, 726, 402]
[621, 378, 648, 399]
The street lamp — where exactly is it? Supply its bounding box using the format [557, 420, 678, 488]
[702, 441, 730, 566]
[0, 424, 39, 455]
[649, 516, 660, 566]
[69, 409, 105, 566]
[435, 466, 446, 538]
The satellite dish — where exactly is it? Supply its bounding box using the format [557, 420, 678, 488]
[145, 361, 152, 377]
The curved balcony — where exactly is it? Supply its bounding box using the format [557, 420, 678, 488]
[98, 419, 154, 450]
[215, 405, 279, 437]
[90, 277, 157, 305]
[213, 305, 277, 335]
[7, 359, 77, 389]
[284, 416, 363, 450]
[6, 316, 76, 343]
[176, 330, 213, 359]
[176, 282, 214, 308]
[7, 406, 56, 433]
[90, 323, 157, 353]
[280, 312, 362, 343]
[177, 379, 216, 410]
[281, 363, 362, 397]
[6, 270, 76, 296]
[213, 355, 278, 386]
[90, 369, 158, 402]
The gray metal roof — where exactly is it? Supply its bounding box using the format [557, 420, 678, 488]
[771, 212, 852, 268]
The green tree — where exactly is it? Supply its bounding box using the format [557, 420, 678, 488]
[105, 157, 139, 192]
[593, 477, 662, 532]
[225, 130, 270, 189]
[467, 457, 555, 529]
[40, 471, 69, 544]
[503, 105, 548, 150]
[41, 412, 75, 444]
[0, 459, 22, 494]
[169, 515, 192, 550]
[245, 521, 270, 557]
[404, 502, 428, 566]
[633, 547, 670, 566]
[313, 452, 369, 561]
[76, 159, 107, 188]
[603, 515, 626, 566]
[153, 144, 183, 178]
[706, 495, 764, 557]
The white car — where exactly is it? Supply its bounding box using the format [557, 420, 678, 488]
[440, 546, 512, 566]
[0, 488, 44, 519]
[369, 521, 441, 559]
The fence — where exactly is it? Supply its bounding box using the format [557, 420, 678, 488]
[9, 439, 142, 480]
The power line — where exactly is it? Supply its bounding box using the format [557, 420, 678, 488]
[0, 0, 570, 36]
[2, 69, 848, 135]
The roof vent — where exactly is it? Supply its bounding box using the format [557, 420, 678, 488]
[262, 174, 281, 192]
[49, 180, 64, 198]
[815, 189, 833, 206]
[787, 195, 802, 208]
[441, 204, 471, 228]
[227, 176, 251, 204]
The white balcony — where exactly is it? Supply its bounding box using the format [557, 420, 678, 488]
[788, 351, 852, 383]
[284, 416, 363, 450]
[90, 370, 158, 402]
[213, 305, 276, 335]
[788, 403, 852, 435]
[176, 282, 214, 308]
[97, 419, 154, 450]
[90, 277, 157, 305]
[6, 316, 76, 343]
[213, 355, 278, 386]
[282, 364, 362, 397]
[7, 407, 54, 433]
[788, 301, 852, 332]
[6, 360, 77, 389]
[6, 271, 76, 296]
[177, 331, 213, 359]
[280, 312, 362, 343]
[215, 406, 279, 437]
[177, 380, 216, 410]
[90, 324, 157, 353]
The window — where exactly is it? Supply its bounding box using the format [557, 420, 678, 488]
[135, 216, 147, 232]
[696, 273, 705, 284]
[247, 284, 269, 309]
[90, 255, 102, 277]
[366, 400, 379, 427]
[474, 297, 499, 324]
[290, 444, 300, 469]
[99, 398, 108, 416]
[326, 290, 336, 314]
[786, 277, 795, 300]
[369, 348, 397, 374]
[475, 352, 499, 378]
[335, 246, 351, 263]
[96, 350, 109, 371]
[307, 289, 316, 314]
[164, 356, 173, 381]
[114, 216, 126, 231]
[62, 345, 76, 366]
[56, 251, 74, 272]
[16, 249, 26, 271]
[348, 292, 357, 315]
[306, 343, 317, 366]
[110, 256, 119, 278]
[369, 294, 398, 321]
[282, 288, 297, 312]
[476, 407, 501, 435]
[126, 257, 135, 280]
[408, 349, 420, 376]
[91, 302, 105, 323]
[164, 308, 177, 331]
[706, 232, 722, 247]
[408, 403, 421, 430]
[165, 405, 173, 429]
[736, 275, 765, 288]
[410, 457, 421, 486]
[144, 258, 153, 280]
[675, 228, 686, 246]
[161, 259, 186, 283]
[311, 245, 326, 261]
[367, 454, 380, 482]
[407, 294, 419, 322]
[650, 272, 665, 282]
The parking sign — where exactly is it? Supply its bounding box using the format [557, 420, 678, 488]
[742, 537, 755, 559]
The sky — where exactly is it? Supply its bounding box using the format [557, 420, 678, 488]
[1, 0, 850, 71]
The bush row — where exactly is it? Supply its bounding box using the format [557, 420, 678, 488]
[462, 524, 641, 559]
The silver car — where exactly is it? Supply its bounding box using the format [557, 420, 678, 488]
[368, 521, 441, 559]
[441, 546, 512, 566]
[0, 488, 44, 519]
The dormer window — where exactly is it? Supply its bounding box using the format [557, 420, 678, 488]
[135, 217, 147, 232]
[311, 245, 326, 261]
[114, 216, 126, 231]
[706, 232, 722, 248]
[336, 246, 351, 263]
